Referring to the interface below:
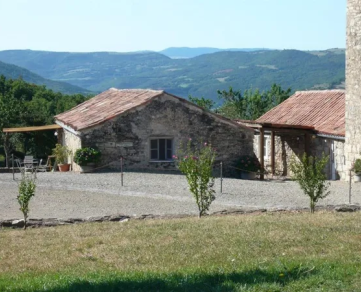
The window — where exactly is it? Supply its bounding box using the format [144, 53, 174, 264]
[150, 139, 173, 161]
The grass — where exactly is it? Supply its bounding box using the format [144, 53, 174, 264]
[1, 212, 361, 291]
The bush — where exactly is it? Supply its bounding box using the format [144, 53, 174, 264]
[74, 147, 101, 166]
[290, 153, 330, 213]
[237, 155, 261, 173]
[352, 159, 361, 175]
[174, 140, 216, 218]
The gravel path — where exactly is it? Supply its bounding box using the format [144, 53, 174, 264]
[0, 172, 360, 220]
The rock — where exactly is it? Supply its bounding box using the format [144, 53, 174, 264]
[87, 216, 106, 222]
[119, 218, 129, 222]
[27, 219, 44, 227]
[43, 221, 60, 227]
[62, 218, 84, 223]
[334, 204, 361, 212]
[0, 220, 13, 227]
[12, 219, 24, 227]
[109, 214, 130, 221]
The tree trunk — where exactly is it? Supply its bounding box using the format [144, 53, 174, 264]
[310, 201, 315, 214]
[23, 215, 27, 230]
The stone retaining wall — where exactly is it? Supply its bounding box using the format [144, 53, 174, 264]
[3, 205, 359, 229]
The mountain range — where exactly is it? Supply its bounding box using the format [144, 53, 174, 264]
[0, 60, 91, 94]
[0, 48, 345, 100]
[158, 47, 271, 58]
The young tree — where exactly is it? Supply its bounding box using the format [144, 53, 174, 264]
[17, 173, 36, 229]
[175, 140, 216, 218]
[290, 153, 330, 213]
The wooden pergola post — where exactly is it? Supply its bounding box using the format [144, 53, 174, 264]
[271, 131, 275, 175]
[259, 127, 265, 180]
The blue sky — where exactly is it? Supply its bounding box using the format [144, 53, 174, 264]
[0, 0, 346, 52]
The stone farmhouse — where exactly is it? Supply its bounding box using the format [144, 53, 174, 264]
[54, 88, 254, 175]
[239, 90, 346, 180]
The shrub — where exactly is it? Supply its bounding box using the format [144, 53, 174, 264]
[17, 174, 36, 230]
[74, 147, 101, 166]
[237, 155, 261, 173]
[175, 140, 216, 218]
[290, 153, 330, 213]
[52, 144, 71, 164]
[352, 159, 361, 175]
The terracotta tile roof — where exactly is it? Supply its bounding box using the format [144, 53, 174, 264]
[55, 88, 164, 130]
[55, 88, 251, 132]
[256, 90, 345, 136]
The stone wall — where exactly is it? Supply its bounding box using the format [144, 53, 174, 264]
[345, 0, 361, 179]
[62, 129, 82, 171]
[79, 93, 254, 177]
[254, 133, 345, 179]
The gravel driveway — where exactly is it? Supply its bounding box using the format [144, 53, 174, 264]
[0, 172, 360, 220]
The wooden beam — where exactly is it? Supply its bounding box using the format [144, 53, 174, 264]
[3, 124, 61, 133]
[259, 128, 265, 180]
[271, 131, 275, 175]
[261, 128, 311, 134]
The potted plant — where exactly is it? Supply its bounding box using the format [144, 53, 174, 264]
[52, 144, 72, 172]
[237, 155, 261, 180]
[352, 158, 361, 182]
[74, 147, 101, 173]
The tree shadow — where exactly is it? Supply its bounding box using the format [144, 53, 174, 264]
[48, 266, 316, 292]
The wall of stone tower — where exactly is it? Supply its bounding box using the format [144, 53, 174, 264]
[345, 0, 361, 179]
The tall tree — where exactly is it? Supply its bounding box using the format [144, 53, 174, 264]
[0, 75, 89, 166]
[217, 84, 291, 120]
[188, 95, 215, 110]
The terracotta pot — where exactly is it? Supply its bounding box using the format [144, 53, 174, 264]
[58, 163, 70, 172]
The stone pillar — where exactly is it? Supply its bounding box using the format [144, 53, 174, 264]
[345, 0, 361, 180]
[259, 128, 264, 180]
[271, 131, 275, 175]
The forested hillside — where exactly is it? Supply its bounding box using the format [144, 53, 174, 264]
[0, 61, 91, 94]
[0, 49, 345, 101]
[0, 76, 90, 162]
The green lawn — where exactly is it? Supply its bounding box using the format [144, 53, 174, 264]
[1, 212, 361, 291]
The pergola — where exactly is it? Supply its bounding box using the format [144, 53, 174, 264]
[2, 124, 62, 168]
[240, 121, 314, 180]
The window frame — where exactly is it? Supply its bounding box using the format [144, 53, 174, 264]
[149, 138, 174, 162]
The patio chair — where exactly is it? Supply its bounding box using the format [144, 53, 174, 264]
[23, 156, 36, 173]
[15, 158, 24, 172]
[37, 158, 50, 172]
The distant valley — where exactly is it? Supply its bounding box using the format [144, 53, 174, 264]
[0, 48, 345, 101]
